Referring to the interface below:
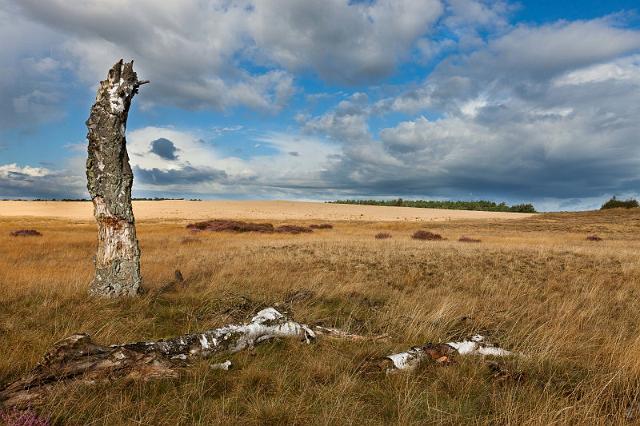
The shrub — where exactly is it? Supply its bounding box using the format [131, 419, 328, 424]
[274, 225, 313, 234]
[187, 220, 275, 233]
[309, 223, 333, 229]
[375, 232, 392, 239]
[186, 220, 313, 234]
[411, 230, 443, 241]
[600, 196, 639, 210]
[10, 229, 42, 237]
[459, 236, 481, 243]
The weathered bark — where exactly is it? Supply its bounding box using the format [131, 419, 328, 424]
[0, 308, 314, 408]
[383, 334, 514, 372]
[86, 59, 148, 297]
[312, 326, 389, 342]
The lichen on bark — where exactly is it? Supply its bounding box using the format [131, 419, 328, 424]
[86, 59, 148, 297]
[0, 308, 315, 408]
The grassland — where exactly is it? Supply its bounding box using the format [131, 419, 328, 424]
[1, 206, 640, 425]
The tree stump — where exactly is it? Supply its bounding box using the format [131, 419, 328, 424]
[86, 60, 148, 297]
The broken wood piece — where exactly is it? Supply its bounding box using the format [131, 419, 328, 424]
[0, 308, 314, 408]
[313, 326, 390, 342]
[385, 334, 514, 372]
[210, 360, 232, 371]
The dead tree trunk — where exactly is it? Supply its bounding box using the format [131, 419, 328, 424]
[86, 60, 148, 297]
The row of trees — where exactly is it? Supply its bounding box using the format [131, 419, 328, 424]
[601, 196, 639, 209]
[329, 198, 537, 213]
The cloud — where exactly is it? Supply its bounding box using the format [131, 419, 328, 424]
[149, 138, 179, 161]
[126, 126, 341, 196]
[9, 0, 295, 113]
[0, 3, 68, 129]
[383, 18, 640, 115]
[305, 18, 640, 203]
[247, 0, 444, 83]
[134, 166, 227, 185]
[475, 18, 640, 80]
[0, 162, 85, 199]
[6, 0, 445, 115]
[302, 93, 371, 143]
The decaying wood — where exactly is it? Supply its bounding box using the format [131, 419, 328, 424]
[0, 308, 314, 408]
[86, 59, 148, 297]
[383, 334, 514, 372]
[313, 326, 390, 342]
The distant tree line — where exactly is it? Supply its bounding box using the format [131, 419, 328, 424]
[328, 198, 537, 213]
[600, 196, 639, 210]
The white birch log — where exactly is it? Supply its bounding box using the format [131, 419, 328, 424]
[0, 308, 314, 408]
[385, 335, 514, 372]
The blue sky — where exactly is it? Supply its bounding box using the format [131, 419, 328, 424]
[1, 0, 639, 211]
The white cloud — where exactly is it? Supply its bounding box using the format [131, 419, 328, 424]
[0, 162, 85, 198]
[0, 163, 49, 178]
[484, 19, 640, 77]
[303, 93, 371, 143]
[554, 54, 640, 86]
[126, 126, 341, 195]
[248, 0, 443, 83]
[5, 0, 445, 113]
[310, 18, 640, 201]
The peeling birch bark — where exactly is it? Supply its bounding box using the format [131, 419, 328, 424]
[86, 59, 148, 297]
[0, 308, 314, 408]
[384, 335, 514, 372]
[313, 326, 390, 341]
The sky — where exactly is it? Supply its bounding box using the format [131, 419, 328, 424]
[1, 0, 639, 211]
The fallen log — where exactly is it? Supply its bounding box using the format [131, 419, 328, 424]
[0, 308, 314, 408]
[383, 334, 514, 372]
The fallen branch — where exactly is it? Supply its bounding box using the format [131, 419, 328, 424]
[385, 334, 514, 372]
[313, 326, 390, 342]
[0, 308, 314, 408]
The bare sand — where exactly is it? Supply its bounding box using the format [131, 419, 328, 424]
[0, 200, 534, 222]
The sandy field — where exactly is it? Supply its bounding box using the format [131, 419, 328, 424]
[0, 200, 534, 222]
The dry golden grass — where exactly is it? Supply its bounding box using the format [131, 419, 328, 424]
[1, 208, 640, 424]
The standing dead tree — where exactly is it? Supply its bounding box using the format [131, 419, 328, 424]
[86, 60, 148, 297]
